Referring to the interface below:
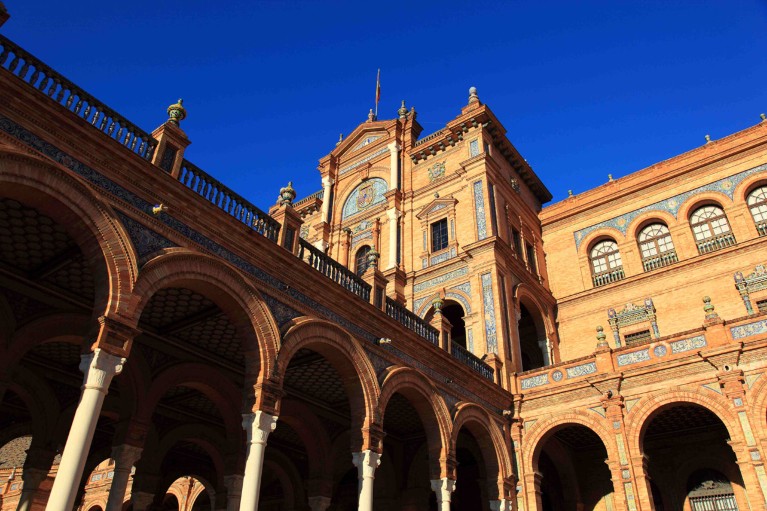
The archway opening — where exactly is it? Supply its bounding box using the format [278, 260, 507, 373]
[536, 424, 612, 511]
[643, 404, 744, 510]
[453, 429, 487, 511]
[442, 301, 466, 349]
[518, 303, 546, 371]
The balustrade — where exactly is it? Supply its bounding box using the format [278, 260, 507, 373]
[756, 222, 767, 237]
[641, 251, 678, 272]
[385, 297, 439, 345]
[0, 35, 156, 160]
[297, 238, 371, 301]
[696, 233, 736, 255]
[592, 267, 625, 287]
[451, 341, 494, 380]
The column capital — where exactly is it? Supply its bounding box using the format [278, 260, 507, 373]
[242, 411, 278, 445]
[352, 450, 382, 479]
[111, 444, 143, 467]
[430, 477, 456, 503]
[322, 175, 335, 187]
[80, 349, 126, 392]
[386, 208, 402, 220]
[489, 500, 512, 511]
[387, 142, 401, 152]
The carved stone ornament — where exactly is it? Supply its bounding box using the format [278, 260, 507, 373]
[80, 349, 126, 392]
[428, 161, 446, 182]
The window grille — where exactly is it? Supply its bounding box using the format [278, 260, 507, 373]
[624, 330, 652, 345]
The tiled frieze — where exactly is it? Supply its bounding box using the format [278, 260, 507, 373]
[616, 349, 651, 366]
[731, 319, 767, 340]
[481, 272, 498, 353]
[669, 335, 707, 353]
[413, 267, 469, 293]
[473, 180, 488, 240]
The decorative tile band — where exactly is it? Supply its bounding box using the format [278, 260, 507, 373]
[566, 362, 597, 378]
[616, 349, 651, 366]
[473, 180, 488, 240]
[521, 373, 548, 389]
[338, 147, 388, 175]
[467, 328, 474, 352]
[731, 319, 767, 340]
[669, 335, 707, 353]
[351, 230, 373, 246]
[574, 162, 767, 249]
[413, 266, 469, 293]
[481, 272, 498, 353]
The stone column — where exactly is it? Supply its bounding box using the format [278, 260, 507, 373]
[307, 496, 331, 511]
[239, 411, 278, 511]
[430, 478, 455, 511]
[385, 208, 401, 270]
[105, 444, 142, 511]
[15, 468, 48, 511]
[321, 176, 334, 223]
[489, 500, 512, 511]
[388, 142, 400, 189]
[352, 450, 381, 511]
[223, 475, 243, 511]
[47, 349, 126, 511]
[131, 491, 156, 511]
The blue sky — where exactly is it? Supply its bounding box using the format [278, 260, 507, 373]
[4, 1, 767, 208]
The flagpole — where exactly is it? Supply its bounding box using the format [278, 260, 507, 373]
[375, 69, 380, 119]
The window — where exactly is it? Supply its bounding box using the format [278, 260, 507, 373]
[747, 185, 767, 236]
[512, 228, 522, 257]
[355, 245, 371, 276]
[638, 223, 677, 271]
[526, 243, 537, 274]
[469, 139, 480, 157]
[624, 329, 652, 346]
[590, 239, 624, 287]
[758, 299, 767, 314]
[690, 205, 736, 254]
[431, 218, 448, 252]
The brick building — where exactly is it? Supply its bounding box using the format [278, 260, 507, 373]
[1, 4, 767, 511]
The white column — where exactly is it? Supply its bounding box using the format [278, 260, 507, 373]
[105, 445, 142, 511]
[46, 349, 125, 511]
[387, 142, 400, 189]
[224, 475, 243, 511]
[239, 411, 278, 511]
[489, 500, 512, 511]
[321, 176, 334, 223]
[16, 468, 48, 511]
[538, 339, 551, 366]
[385, 208, 401, 270]
[430, 478, 456, 511]
[307, 496, 331, 511]
[352, 450, 381, 511]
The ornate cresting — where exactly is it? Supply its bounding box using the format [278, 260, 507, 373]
[607, 298, 659, 347]
[734, 264, 767, 315]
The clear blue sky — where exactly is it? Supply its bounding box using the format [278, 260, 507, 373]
[4, 1, 767, 208]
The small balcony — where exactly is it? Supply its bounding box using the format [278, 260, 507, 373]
[696, 233, 736, 255]
[642, 251, 679, 272]
[757, 221, 767, 237]
[592, 267, 625, 287]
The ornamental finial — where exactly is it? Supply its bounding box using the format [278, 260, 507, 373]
[167, 99, 186, 125]
[761, 113, 766, 121]
[368, 109, 376, 122]
[705, 134, 712, 143]
[468, 86, 479, 104]
[596, 325, 609, 349]
[703, 296, 720, 321]
[366, 248, 380, 269]
[336, 133, 343, 146]
[398, 100, 408, 120]
[278, 181, 296, 206]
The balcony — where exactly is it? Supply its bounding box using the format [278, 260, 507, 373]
[642, 251, 679, 272]
[592, 267, 625, 288]
[757, 221, 767, 237]
[696, 233, 736, 255]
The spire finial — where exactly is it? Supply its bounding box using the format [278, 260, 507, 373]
[167, 98, 186, 125]
[398, 100, 408, 120]
[468, 86, 479, 104]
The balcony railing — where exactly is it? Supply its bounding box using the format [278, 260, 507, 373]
[179, 161, 280, 242]
[293, 189, 324, 207]
[757, 222, 767, 237]
[297, 238, 371, 301]
[642, 251, 679, 272]
[696, 233, 736, 255]
[413, 129, 446, 147]
[592, 267, 625, 287]
[0, 34, 157, 160]
[451, 341, 494, 381]
[385, 297, 439, 345]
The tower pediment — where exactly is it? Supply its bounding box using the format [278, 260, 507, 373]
[415, 197, 458, 220]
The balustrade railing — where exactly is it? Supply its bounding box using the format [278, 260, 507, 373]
[592, 267, 625, 287]
[696, 233, 736, 255]
[642, 251, 679, 272]
[413, 129, 445, 147]
[385, 297, 439, 345]
[451, 341, 494, 381]
[757, 222, 767, 237]
[293, 189, 324, 207]
[297, 238, 371, 301]
[0, 35, 156, 160]
[179, 160, 280, 242]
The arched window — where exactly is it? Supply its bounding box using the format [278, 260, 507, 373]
[690, 205, 736, 254]
[747, 185, 767, 236]
[355, 245, 371, 276]
[590, 239, 624, 287]
[638, 223, 678, 271]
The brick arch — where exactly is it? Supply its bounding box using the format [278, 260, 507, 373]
[278, 317, 380, 451]
[746, 373, 767, 442]
[378, 366, 452, 478]
[135, 363, 242, 441]
[451, 402, 513, 498]
[5, 366, 61, 441]
[279, 398, 333, 484]
[577, 227, 625, 259]
[624, 389, 743, 456]
[735, 172, 767, 203]
[127, 249, 279, 378]
[626, 209, 680, 241]
[3, 312, 90, 371]
[153, 424, 227, 487]
[263, 453, 303, 511]
[522, 411, 615, 476]
[677, 191, 733, 221]
[0, 150, 138, 319]
[415, 293, 440, 318]
[514, 284, 554, 336]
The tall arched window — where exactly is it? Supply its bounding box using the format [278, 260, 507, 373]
[747, 185, 767, 236]
[590, 239, 624, 287]
[355, 245, 371, 276]
[638, 223, 678, 271]
[690, 205, 736, 254]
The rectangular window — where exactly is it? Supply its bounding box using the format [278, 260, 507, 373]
[624, 330, 652, 345]
[526, 243, 537, 274]
[512, 228, 522, 256]
[469, 139, 479, 157]
[757, 299, 767, 313]
[488, 182, 498, 235]
[431, 218, 448, 252]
